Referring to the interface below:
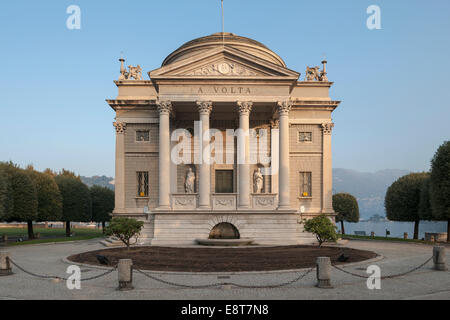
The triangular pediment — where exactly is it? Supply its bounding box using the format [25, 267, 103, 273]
[150, 46, 300, 80]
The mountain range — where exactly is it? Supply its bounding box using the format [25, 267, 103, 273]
[333, 168, 410, 219]
[81, 168, 411, 220]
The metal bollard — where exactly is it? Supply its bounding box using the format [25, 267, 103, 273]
[0, 252, 13, 276]
[117, 259, 133, 290]
[433, 246, 448, 271]
[316, 257, 333, 288]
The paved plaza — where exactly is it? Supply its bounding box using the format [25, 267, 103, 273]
[0, 240, 449, 300]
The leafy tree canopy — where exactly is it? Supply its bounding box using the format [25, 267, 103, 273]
[2, 165, 38, 222]
[55, 175, 92, 222]
[0, 166, 11, 219]
[333, 193, 360, 223]
[58, 169, 81, 181]
[91, 185, 114, 223]
[430, 141, 450, 220]
[26, 168, 63, 222]
[385, 172, 429, 222]
[418, 175, 433, 221]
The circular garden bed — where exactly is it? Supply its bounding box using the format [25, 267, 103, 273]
[68, 245, 378, 272]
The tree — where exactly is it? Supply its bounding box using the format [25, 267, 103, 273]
[0, 166, 9, 220]
[55, 175, 92, 237]
[105, 217, 144, 251]
[303, 215, 338, 247]
[333, 193, 359, 235]
[0, 167, 10, 220]
[58, 169, 81, 180]
[0, 163, 15, 220]
[430, 141, 450, 242]
[419, 176, 433, 221]
[3, 165, 38, 239]
[26, 168, 63, 223]
[385, 172, 429, 239]
[90, 185, 114, 233]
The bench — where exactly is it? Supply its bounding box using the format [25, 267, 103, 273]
[354, 231, 366, 236]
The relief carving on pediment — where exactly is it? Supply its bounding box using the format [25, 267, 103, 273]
[186, 62, 260, 76]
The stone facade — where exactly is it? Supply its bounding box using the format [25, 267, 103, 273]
[107, 33, 340, 245]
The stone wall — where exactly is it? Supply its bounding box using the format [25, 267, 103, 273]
[149, 213, 316, 245]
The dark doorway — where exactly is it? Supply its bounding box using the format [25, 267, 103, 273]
[209, 222, 240, 239]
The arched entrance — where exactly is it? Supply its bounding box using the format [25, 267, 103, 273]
[209, 222, 240, 239]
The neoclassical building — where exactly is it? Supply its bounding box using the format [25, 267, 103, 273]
[107, 33, 340, 245]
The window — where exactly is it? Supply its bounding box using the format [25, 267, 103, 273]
[300, 172, 312, 197]
[136, 130, 150, 142]
[215, 170, 234, 193]
[298, 132, 312, 143]
[137, 172, 149, 197]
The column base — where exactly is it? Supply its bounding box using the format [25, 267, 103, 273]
[198, 205, 211, 210]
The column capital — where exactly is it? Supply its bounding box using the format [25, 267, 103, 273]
[321, 122, 334, 135]
[113, 121, 127, 134]
[269, 119, 280, 129]
[277, 100, 292, 116]
[196, 101, 213, 115]
[237, 101, 253, 116]
[157, 100, 173, 115]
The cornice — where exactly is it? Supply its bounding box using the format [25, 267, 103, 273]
[106, 99, 156, 110]
[295, 81, 334, 87]
[114, 80, 153, 87]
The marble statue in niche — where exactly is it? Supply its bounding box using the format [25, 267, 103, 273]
[253, 168, 264, 194]
[185, 168, 196, 194]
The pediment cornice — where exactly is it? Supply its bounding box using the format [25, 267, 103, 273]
[149, 46, 300, 81]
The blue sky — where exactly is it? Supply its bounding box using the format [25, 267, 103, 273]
[0, 0, 449, 177]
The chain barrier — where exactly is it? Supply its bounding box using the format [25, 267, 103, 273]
[6, 255, 439, 287]
[8, 258, 117, 282]
[331, 256, 434, 280]
[135, 267, 315, 289]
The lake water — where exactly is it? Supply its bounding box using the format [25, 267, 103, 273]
[341, 221, 447, 239]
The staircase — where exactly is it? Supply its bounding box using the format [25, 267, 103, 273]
[99, 237, 124, 247]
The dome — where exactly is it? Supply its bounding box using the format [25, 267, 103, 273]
[162, 32, 286, 67]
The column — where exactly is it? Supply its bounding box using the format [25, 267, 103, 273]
[113, 121, 127, 212]
[197, 101, 213, 209]
[237, 101, 253, 209]
[277, 101, 292, 210]
[321, 123, 334, 214]
[157, 101, 172, 209]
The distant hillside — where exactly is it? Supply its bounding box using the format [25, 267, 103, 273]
[81, 175, 114, 190]
[333, 168, 410, 220]
[81, 169, 410, 219]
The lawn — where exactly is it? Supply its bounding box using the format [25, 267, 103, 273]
[0, 227, 104, 246]
[343, 234, 435, 244]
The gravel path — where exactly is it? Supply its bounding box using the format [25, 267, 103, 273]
[0, 239, 449, 300]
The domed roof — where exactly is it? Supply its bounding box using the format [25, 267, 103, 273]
[162, 32, 286, 67]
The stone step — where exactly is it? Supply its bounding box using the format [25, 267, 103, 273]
[100, 237, 124, 247]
